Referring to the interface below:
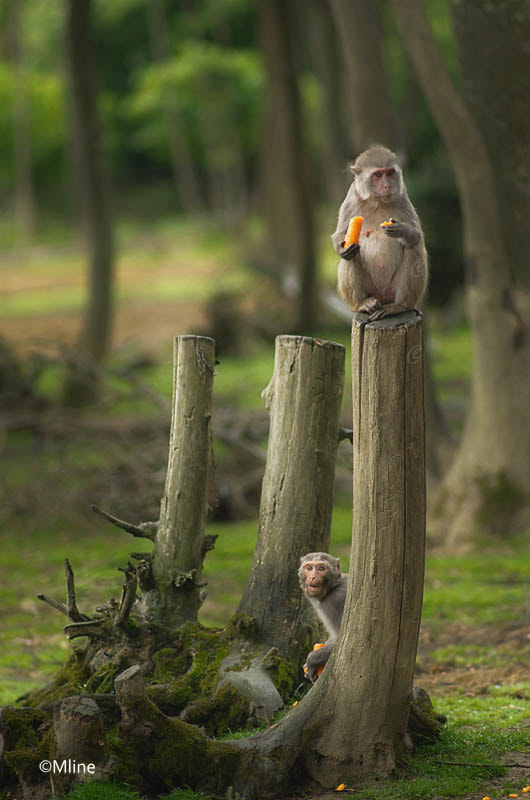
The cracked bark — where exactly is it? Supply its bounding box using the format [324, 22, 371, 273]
[151, 336, 215, 628]
[237, 336, 346, 662]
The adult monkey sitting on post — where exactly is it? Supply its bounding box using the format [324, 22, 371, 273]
[332, 145, 428, 320]
[298, 552, 348, 681]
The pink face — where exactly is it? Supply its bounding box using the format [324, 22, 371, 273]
[301, 560, 334, 598]
[370, 167, 397, 199]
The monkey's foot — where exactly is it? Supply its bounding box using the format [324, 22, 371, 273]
[357, 297, 381, 314]
[368, 302, 408, 321]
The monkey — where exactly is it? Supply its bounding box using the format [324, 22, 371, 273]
[331, 145, 428, 320]
[298, 552, 348, 681]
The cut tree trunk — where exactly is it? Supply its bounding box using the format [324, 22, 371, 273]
[209, 335, 346, 722]
[228, 312, 427, 796]
[237, 335, 346, 657]
[149, 335, 215, 628]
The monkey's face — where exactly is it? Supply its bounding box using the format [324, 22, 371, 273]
[300, 560, 336, 599]
[370, 167, 400, 202]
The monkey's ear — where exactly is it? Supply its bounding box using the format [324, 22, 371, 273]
[336, 559, 341, 575]
[350, 165, 361, 175]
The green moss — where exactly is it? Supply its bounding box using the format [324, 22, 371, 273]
[85, 663, 121, 694]
[181, 682, 251, 736]
[2, 706, 51, 783]
[225, 612, 257, 640]
[152, 646, 190, 682]
[22, 645, 90, 708]
[146, 625, 232, 721]
[266, 652, 298, 702]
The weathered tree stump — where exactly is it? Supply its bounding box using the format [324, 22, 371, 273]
[237, 335, 346, 657]
[227, 312, 427, 796]
[302, 310, 426, 781]
[150, 335, 215, 628]
[219, 336, 345, 720]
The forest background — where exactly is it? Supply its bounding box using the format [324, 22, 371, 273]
[0, 1, 529, 799]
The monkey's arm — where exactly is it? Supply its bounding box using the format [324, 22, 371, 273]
[331, 186, 360, 257]
[304, 637, 336, 682]
[382, 219, 421, 248]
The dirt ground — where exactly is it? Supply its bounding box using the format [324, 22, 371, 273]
[0, 300, 209, 358]
[417, 620, 530, 697]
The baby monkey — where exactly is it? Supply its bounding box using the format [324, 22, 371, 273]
[298, 552, 348, 681]
[332, 145, 428, 320]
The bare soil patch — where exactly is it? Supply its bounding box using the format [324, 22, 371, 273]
[0, 300, 207, 357]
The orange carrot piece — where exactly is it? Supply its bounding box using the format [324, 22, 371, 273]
[344, 216, 363, 246]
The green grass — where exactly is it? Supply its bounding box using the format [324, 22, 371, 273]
[60, 783, 211, 800]
[61, 784, 209, 800]
[423, 554, 530, 625]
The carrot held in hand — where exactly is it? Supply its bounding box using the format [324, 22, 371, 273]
[304, 642, 326, 679]
[344, 215, 363, 247]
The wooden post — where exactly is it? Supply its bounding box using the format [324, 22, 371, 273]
[237, 335, 345, 659]
[296, 311, 426, 784]
[152, 335, 215, 628]
[343, 311, 425, 773]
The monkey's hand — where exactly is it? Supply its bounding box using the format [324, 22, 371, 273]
[357, 297, 381, 315]
[381, 219, 420, 247]
[339, 242, 360, 260]
[304, 643, 332, 682]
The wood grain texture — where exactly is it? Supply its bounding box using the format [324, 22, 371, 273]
[237, 335, 345, 659]
[152, 335, 215, 626]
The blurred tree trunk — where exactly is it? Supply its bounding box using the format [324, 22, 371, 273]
[7, 0, 35, 247]
[329, 0, 398, 152]
[307, 0, 351, 205]
[259, 0, 317, 333]
[146, 0, 204, 213]
[390, 0, 530, 547]
[63, 0, 114, 404]
[424, 329, 454, 481]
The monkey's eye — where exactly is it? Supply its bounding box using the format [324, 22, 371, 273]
[387, 168, 395, 177]
[373, 171, 383, 179]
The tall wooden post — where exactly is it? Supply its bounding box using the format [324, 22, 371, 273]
[297, 311, 426, 784]
[151, 335, 215, 629]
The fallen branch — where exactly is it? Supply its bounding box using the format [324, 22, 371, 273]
[91, 504, 157, 541]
